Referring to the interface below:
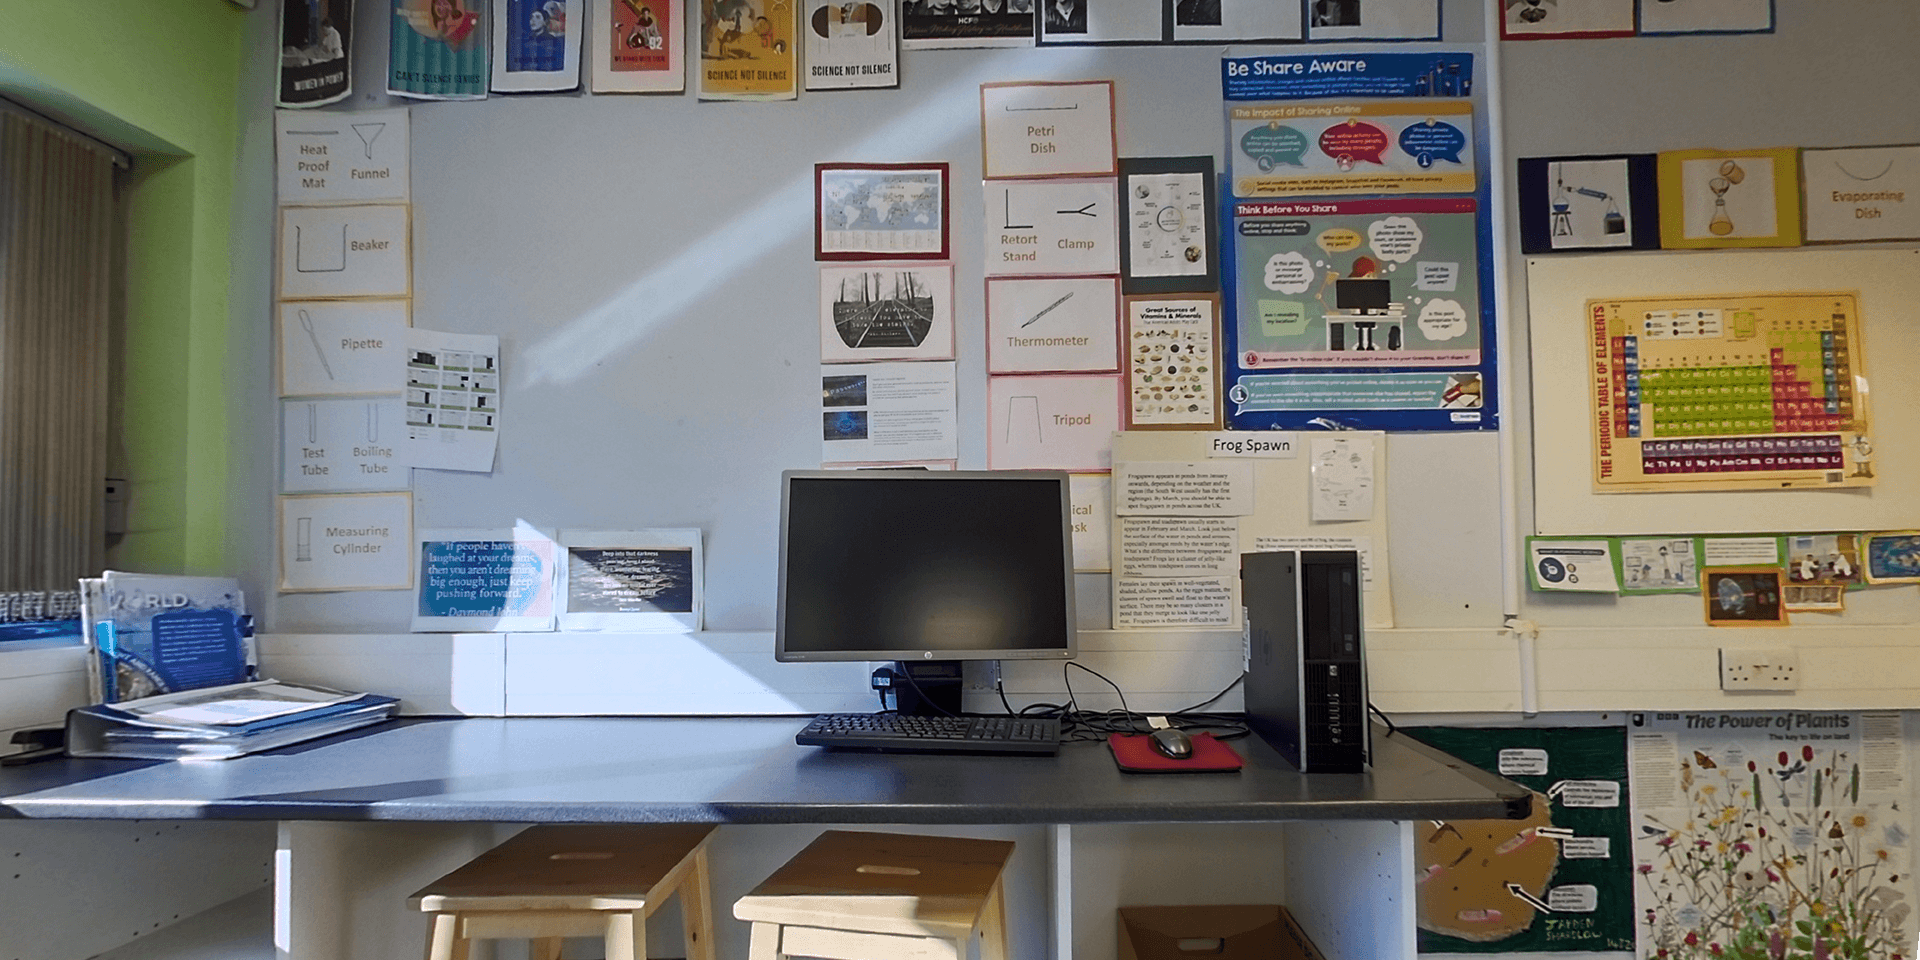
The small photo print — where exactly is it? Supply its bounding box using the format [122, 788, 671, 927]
[1041, 0, 1085, 33]
[1703, 567, 1787, 626]
[1783, 582, 1845, 613]
[819, 263, 955, 364]
[506, 0, 571, 71]
[822, 374, 868, 407]
[823, 409, 869, 440]
[1786, 534, 1861, 586]
[1174, 0, 1219, 26]
[1864, 532, 1920, 584]
[1620, 538, 1696, 592]
[1309, 0, 1359, 26]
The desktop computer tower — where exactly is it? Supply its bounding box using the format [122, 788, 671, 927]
[1241, 550, 1368, 773]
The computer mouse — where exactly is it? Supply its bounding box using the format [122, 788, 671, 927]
[1148, 727, 1193, 760]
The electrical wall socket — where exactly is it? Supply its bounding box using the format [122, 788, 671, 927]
[1720, 647, 1801, 691]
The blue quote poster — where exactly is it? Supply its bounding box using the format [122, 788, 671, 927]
[413, 532, 558, 631]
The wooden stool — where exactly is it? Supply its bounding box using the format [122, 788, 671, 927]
[409, 823, 718, 960]
[733, 830, 1014, 960]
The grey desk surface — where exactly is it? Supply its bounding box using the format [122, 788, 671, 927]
[0, 717, 1529, 824]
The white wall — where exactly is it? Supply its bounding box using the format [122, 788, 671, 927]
[216, 0, 1920, 715]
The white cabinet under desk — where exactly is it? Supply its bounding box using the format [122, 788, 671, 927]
[0, 716, 1526, 960]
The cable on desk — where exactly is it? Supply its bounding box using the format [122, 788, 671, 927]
[992, 666, 1251, 744]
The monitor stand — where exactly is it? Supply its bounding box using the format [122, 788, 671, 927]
[891, 660, 963, 716]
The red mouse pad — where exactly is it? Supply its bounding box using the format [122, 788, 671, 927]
[1108, 732, 1244, 773]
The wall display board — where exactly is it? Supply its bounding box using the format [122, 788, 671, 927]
[1221, 51, 1496, 432]
[1405, 726, 1635, 955]
[1628, 711, 1915, 960]
[1586, 292, 1872, 493]
[1528, 249, 1920, 536]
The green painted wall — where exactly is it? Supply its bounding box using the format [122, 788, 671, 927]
[0, 1, 248, 575]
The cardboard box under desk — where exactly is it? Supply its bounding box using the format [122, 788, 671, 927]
[1118, 904, 1328, 960]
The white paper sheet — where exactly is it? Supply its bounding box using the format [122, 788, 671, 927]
[1113, 461, 1253, 516]
[820, 361, 958, 463]
[281, 397, 411, 493]
[1528, 538, 1620, 592]
[983, 179, 1120, 276]
[1252, 535, 1376, 590]
[1703, 537, 1780, 567]
[980, 81, 1116, 178]
[1310, 435, 1375, 521]
[275, 107, 411, 205]
[985, 276, 1120, 374]
[278, 492, 414, 592]
[1112, 577, 1234, 628]
[1803, 145, 1920, 243]
[277, 204, 411, 299]
[279, 300, 411, 397]
[1069, 473, 1111, 573]
[402, 329, 501, 473]
[1117, 516, 1238, 578]
[986, 373, 1121, 471]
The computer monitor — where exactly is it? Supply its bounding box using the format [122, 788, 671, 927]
[1334, 277, 1391, 313]
[777, 469, 1077, 711]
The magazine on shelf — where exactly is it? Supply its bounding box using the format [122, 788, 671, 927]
[85, 572, 256, 703]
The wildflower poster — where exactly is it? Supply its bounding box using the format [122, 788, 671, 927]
[1628, 711, 1914, 960]
[1406, 726, 1637, 954]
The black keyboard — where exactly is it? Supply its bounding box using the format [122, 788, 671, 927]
[797, 714, 1062, 755]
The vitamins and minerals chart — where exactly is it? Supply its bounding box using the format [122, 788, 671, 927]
[1587, 292, 1874, 492]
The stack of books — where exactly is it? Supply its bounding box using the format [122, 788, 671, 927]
[65, 680, 399, 761]
[57, 570, 398, 761]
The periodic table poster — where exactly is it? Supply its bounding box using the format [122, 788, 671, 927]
[1587, 292, 1874, 493]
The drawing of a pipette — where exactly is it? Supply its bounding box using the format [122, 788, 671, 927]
[1021, 291, 1075, 328]
[299, 309, 336, 380]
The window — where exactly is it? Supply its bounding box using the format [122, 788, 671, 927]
[0, 102, 125, 592]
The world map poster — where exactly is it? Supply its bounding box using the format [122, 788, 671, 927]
[815, 163, 949, 260]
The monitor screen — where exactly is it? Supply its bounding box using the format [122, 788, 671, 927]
[1334, 277, 1391, 313]
[776, 470, 1077, 663]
